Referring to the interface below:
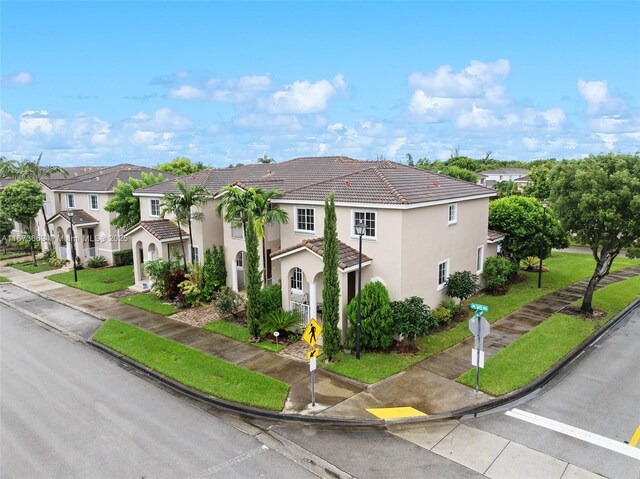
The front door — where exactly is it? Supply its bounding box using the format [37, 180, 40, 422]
[87, 228, 96, 256]
[347, 271, 356, 304]
[266, 249, 272, 282]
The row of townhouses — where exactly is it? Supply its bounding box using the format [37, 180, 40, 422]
[3, 156, 504, 330]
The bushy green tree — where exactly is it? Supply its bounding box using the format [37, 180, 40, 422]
[322, 192, 341, 360]
[245, 212, 262, 339]
[260, 282, 282, 317]
[550, 153, 640, 314]
[442, 165, 477, 183]
[0, 180, 45, 266]
[346, 281, 394, 351]
[105, 172, 166, 229]
[201, 248, 216, 302]
[523, 161, 555, 200]
[489, 196, 568, 264]
[392, 296, 437, 342]
[446, 271, 478, 301]
[482, 257, 518, 293]
[494, 180, 520, 198]
[156, 157, 205, 176]
[0, 213, 14, 254]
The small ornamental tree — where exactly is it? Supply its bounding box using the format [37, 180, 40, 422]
[322, 192, 341, 360]
[0, 213, 13, 254]
[213, 245, 227, 290]
[346, 281, 394, 351]
[105, 172, 166, 229]
[392, 296, 437, 342]
[445, 271, 478, 302]
[0, 180, 45, 266]
[156, 157, 205, 176]
[244, 212, 263, 339]
[201, 247, 216, 302]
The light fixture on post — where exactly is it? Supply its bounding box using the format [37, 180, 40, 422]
[538, 199, 548, 289]
[354, 220, 366, 360]
[68, 207, 78, 283]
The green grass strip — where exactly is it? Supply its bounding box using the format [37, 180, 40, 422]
[457, 274, 640, 395]
[204, 320, 285, 353]
[48, 265, 134, 294]
[93, 319, 289, 411]
[119, 293, 180, 316]
[11, 262, 60, 274]
[0, 276, 10, 282]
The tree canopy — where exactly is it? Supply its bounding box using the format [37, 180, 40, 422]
[550, 153, 640, 313]
[156, 157, 206, 176]
[104, 172, 166, 229]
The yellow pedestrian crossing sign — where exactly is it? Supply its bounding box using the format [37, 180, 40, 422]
[302, 319, 322, 347]
[306, 348, 321, 360]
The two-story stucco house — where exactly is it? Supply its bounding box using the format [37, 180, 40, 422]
[127, 156, 503, 332]
[477, 168, 529, 189]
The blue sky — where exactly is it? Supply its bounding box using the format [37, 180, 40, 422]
[1, 1, 638, 168]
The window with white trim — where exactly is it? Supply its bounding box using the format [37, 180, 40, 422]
[191, 245, 199, 263]
[437, 259, 449, 290]
[476, 245, 484, 273]
[353, 210, 376, 238]
[295, 207, 315, 232]
[291, 267, 303, 292]
[231, 213, 244, 239]
[66, 194, 75, 208]
[89, 194, 99, 210]
[448, 203, 457, 225]
[150, 199, 160, 217]
[236, 253, 244, 268]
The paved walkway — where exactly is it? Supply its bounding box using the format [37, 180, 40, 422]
[1, 261, 639, 420]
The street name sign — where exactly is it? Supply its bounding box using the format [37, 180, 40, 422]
[470, 303, 489, 313]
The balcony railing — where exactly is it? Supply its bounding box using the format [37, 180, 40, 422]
[290, 301, 310, 329]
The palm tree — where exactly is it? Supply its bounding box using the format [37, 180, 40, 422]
[0, 153, 68, 248]
[249, 189, 288, 285]
[162, 181, 212, 270]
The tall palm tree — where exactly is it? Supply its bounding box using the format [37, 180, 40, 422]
[161, 181, 212, 270]
[0, 153, 68, 248]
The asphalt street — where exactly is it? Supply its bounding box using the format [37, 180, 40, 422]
[467, 304, 640, 479]
[0, 304, 318, 479]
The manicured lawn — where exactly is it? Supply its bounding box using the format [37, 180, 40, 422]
[0, 251, 31, 261]
[321, 253, 640, 384]
[48, 265, 134, 294]
[93, 319, 289, 411]
[204, 320, 286, 353]
[11, 261, 60, 274]
[457, 274, 640, 395]
[0, 276, 10, 282]
[119, 293, 180, 316]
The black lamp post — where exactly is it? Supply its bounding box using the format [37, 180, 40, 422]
[354, 220, 366, 360]
[538, 199, 548, 289]
[68, 208, 78, 283]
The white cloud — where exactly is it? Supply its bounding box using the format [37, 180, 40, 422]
[263, 74, 345, 114]
[387, 137, 407, 157]
[577, 79, 639, 134]
[125, 107, 192, 132]
[1, 72, 34, 87]
[168, 85, 206, 101]
[168, 73, 272, 103]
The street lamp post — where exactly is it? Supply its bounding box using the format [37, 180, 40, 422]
[354, 220, 366, 360]
[68, 208, 78, 283]
[538, 199, 548, 289]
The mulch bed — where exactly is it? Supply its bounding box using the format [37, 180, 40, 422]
[560, 305, 606, 319]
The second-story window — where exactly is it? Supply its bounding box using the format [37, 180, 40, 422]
[89, 194, 99, 210]
[448, 203, 458, 225]
[231, 213, 244, 239]
[295, 207, 315, 233]
[353, 210, 376, 239]
[66, 194, 75, 208]
[150, 199, 160, 217]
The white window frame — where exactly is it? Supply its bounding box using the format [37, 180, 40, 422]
[476, 245, 484, 274]
[66, 194, 76, 209]
[437, 259, 450, 291]
[89, 194, 99, 211]
[150, 199, 160, 217]
[448, 203, 457, 225]
[191, 245, 199, 263]
[294, 206, 315, 234]
[231, 213, 244, 239]
[352, 209, 377, 240]
[290, 267, 303, 293]
[236, 252, 244, 269]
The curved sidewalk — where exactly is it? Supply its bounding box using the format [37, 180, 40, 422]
[1, 262, 639, 422]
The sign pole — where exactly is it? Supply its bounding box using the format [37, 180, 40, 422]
[311, 369, 316, 406]
[475, 312, 481, 392]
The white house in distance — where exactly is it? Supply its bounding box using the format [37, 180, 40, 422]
[127, 156, 503, 332]
[477, 168, 529, 188]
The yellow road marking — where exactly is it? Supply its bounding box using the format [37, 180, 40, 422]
[630, 425, 640, 447]
[366, 407, 427, 419]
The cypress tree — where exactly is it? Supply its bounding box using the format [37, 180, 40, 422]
[201, 247, 216, 302]
[213, 245, 227, 291]
[322, 192, 341, 360]
[245, 212, 262, 339]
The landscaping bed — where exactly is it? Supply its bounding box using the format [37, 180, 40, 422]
[47, 265, 134, 294]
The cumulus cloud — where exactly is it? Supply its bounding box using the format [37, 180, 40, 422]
[167, 73, 272, 102]
[262, 74, 346, 114]
[124, 107, 192, 131]
[1, 72, 34, 87]
[577, 79, 639, 137]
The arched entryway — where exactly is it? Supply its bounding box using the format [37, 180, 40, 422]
[233, 251, 246, 291]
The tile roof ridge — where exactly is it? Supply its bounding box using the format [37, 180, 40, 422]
[371, 167, 409, 204]
[283, 167, 376, 196]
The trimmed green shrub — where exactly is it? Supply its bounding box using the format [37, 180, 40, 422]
[346, 281, 394, 350]
[87, 255, 108, 268]
[446, 270, 478, 301]
[482, 256, 516, 293]
[260, 283, 282, 317]
[259, 308, 300, 336]
[202, 245, 227, 302]
[47, 257, 67, 268]
[113, 249, 133, 266]
[392, 296, 438, 342]
[215, 286, 245, 319]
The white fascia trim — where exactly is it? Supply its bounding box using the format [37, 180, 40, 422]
[213, 184, 247, 199]
[341, 260, 372, 273]
[487, 236, 506, 244]
[271, 246, 324, 263]
[159, 236, 189, 243]
[272, 193, 496, 210]
[74, 222, 100, 227]
[54, 189, 111, 194]
[134, 192, 168, 197]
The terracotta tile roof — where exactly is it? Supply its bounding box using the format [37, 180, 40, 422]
[271, 237, 372, 270]
[487, 229, 507, 242]
[124, 220, 189, 241]
[44, 164, 177, 192]
[135, 156, 495, 206]
[47, 209, 100, 225]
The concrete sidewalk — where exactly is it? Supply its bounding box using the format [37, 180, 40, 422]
[1, 261, 639, 421]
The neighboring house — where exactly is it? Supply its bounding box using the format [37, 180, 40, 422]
[477, 168, 529, 188]
[128, 156, 502, 332]
[31, 164, 175, 265]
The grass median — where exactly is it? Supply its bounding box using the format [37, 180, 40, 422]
[48, 265, 134, 294]
[457, 274, 640, 395]
[93, 319, 289, 411]
[204, 320, 285, 353]
[119, 292, 180, 316]
[0, 276, 10, 282]
[11, 261, 60, 274]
